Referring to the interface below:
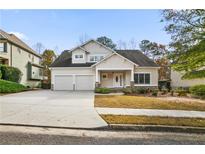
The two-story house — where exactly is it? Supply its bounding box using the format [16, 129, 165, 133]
[0, 29, 43, 87]
[50, 39, 159, 91]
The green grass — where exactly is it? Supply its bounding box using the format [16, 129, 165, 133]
[101, 115, 205, 127]
[0, 79, 27, 93]
[95, 95, 205, 111]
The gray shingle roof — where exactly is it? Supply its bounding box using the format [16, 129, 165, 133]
[50, 50, 95, 67]
[0, 29, 41, 58]
[116, 50, 159, 67]
[50, 49, 159, 68]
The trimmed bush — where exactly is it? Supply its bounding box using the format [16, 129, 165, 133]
[0, 65, 22, 83]
[95, 88, 111, 94]
[152, 89, 158, 97]
[175, 88, 189, 97]
[190, 85, 205, 98]
[0, 79, 27, 93]
[122, 88, 133, 94]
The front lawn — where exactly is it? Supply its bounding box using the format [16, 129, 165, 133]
[95, 95, 205, 111]
[101, 115, 205, 127]
[0, 79, 27, 93]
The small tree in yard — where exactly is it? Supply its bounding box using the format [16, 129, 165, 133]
[161, 9, 205, 79]
[41, 50, 56, 84]
[139, 40, 170, 80]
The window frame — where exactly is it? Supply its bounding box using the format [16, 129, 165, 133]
[74, 54, 84, 59]
[0, 43, 4, 52]
[89, 55, 104, 62]
[134, 73, 151, 85]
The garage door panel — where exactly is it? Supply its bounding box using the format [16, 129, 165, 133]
[54, 75, 73, 90]
[76, 75, 94, 90]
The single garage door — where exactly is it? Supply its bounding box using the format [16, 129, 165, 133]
[75, 75, 94, 90]
[54, 75, 73, 90]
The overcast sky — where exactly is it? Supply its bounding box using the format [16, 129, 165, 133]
[0, 9, 171, 54]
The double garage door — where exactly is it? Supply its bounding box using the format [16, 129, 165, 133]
[54, 75, 94, 91]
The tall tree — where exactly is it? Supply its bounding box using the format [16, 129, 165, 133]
[161, 9, 205, 79]
[96, 36, 116, 49]
[33, 42, 45, 54]
[139, 40, 167, 60]
[41, 49, 56, 83]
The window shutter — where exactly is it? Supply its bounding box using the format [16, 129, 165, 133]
[4, 43, 7, 52]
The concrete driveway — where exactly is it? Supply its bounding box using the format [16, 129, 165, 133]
[0, 90, 107, 129]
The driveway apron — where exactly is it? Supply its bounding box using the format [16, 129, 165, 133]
[0, 90, 107, 129]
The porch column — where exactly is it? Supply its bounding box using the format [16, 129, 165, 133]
[95, 69, 100, 88]
[130, 68, 135, 87]
[131, 68, 134, 81]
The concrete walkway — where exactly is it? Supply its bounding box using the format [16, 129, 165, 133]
[95, 107, 205, 118]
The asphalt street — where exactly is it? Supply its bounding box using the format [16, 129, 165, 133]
[0, 125, 205, 144]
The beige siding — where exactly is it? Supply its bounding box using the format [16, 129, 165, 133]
[72, 48, 86, 64]
[71, 41, 113, 64]
[171, 70, 205, 87]
[0, 42, 11, 64]
[11, 45, 41, 87]
[96, 54, 134, 69]
[51, 67, 95, 84]
[134, 67, 159, 86]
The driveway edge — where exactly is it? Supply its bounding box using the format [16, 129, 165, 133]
[109, 124, 205, 134]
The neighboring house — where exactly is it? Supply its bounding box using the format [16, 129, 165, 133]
[171, 69, 205, 88]
[50, 39, 159, 91]
[0, 29, 43, 87]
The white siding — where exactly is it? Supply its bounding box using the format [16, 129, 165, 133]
[51, 67, 95, 85]
[171, 70, 205, 87]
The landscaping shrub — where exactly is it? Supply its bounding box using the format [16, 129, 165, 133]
[190, 85, 205, 99]
[0, 65, 22, 83]
[175, 88, 188, 97]
[0, 79, 27, 93]
[95, 87, 111, 94]
[136, 87, 147, 94]
[122, 87, 133, 94]
[158, 80, 171, 92]
[152, 89, 158, 97]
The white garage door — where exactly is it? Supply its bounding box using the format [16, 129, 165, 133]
[54, 75, 73, 90]
[75, 75, 94, 90]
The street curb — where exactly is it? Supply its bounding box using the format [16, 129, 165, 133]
[108, 124, 205, 134]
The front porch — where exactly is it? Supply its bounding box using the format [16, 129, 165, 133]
[95, 69, 134, 88]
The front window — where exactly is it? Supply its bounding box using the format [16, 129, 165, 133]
[134, 73, 150, 84]
[89, 55, 104, 62]
[75, 54, 83, 59]
[0, 43, 4, 52]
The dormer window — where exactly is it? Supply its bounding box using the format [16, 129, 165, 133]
[75, 54, 83, 59]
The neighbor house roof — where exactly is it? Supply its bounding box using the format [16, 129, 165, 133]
[0, 29, 41, 58]
[116, 50, 159, 67]
[50, 50, 95, 67]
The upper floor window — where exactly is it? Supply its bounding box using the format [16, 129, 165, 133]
[89, 55, 104, 62]
[0, 43, 4, 52]
[134, 73, 150, 84]
[75, 54, 83, 59]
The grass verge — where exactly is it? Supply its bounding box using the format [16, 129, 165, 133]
[0, 79, 27, 93]
[101, 115, 205, 127]
[95, 95, 205, 111]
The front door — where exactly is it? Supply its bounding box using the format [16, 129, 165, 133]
[113, 73, 123, 87]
